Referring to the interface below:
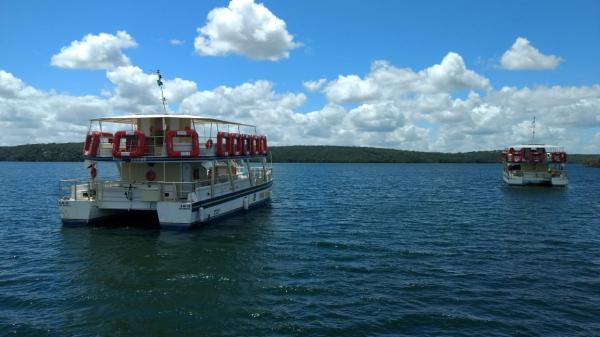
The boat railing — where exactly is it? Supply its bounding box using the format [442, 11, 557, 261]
[91, 135, 239, 158]
[59, 170, 272, 203]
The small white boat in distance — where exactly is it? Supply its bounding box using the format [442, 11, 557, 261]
[501, 144, 567, 186]
[58, 114, 273, 229]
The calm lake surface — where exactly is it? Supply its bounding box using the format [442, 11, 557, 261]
[1, 162, 599, 336]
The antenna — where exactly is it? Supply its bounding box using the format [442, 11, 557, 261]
[531, 115, 536, 144]
[156, 69, 167, 114]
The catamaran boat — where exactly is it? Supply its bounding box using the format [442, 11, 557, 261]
[58, 114, 273, 229]
[501, 144, 567, 186]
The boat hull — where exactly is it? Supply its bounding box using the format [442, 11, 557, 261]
[503, 172, 567, 186]
[59, 182, 272, 229]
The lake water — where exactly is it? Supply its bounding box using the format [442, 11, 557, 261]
[1, 162, 599, 336]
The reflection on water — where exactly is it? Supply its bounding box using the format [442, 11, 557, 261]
[58, 208, 274, 335]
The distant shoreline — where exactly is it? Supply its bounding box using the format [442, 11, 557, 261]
[0, 143, 598, 164]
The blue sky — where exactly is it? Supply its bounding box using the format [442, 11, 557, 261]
[1, 0, 599, 152]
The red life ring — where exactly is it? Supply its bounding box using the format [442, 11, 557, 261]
[165, 129, 200, 157]
[230, 133, 242, 156]
[551, 152, 560, 162]
[513, 149, 523, 163]
[205, 138, 213, 149]
[241, 135, 251, 155]
[216, 131, 231, 156]
[146, 169, 156, 181]
[249, 135, 258, 155]
[259, 135, 268, 155]
[560, 152, 567, 162]
[90, 166, 97, 178]
[83, 132, 113, 157]
[112, 130, 146, 158]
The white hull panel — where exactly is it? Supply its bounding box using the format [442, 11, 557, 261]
[59, 183, 272, 229]
[503, 172, 567, 186]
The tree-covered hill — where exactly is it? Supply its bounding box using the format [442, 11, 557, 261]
[0, 143, 597, 164]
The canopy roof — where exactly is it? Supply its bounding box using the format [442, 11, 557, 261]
[91, 114, 255, 127]
[509, 144, 564, 151]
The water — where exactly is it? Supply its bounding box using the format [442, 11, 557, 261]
[1, 162, 599, 336]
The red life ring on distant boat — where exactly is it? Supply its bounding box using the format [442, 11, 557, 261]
[241, 134, 251, 155]
[513, 149, 522, 163]
[551, 152, 560, 162]
[216, 131, 231, 157]
[146, 169, 156, 181]
[230, 133, 242, 156]
[205, 138, 213, 149]
[560, 152, 567, 162]
[112, 130, 146, 158]
[90, 166, 97, 178]
[165, 129, 200, 157]
[259, 135, 268, 155]
[249, 135, 258, 155]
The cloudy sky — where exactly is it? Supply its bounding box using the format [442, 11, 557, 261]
[1, 0, 599, 152]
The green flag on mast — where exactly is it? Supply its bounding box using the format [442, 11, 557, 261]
[156, 70, 164, 87]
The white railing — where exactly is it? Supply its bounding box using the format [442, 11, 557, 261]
[59, 170, 272, 203]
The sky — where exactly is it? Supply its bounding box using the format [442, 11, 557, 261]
[1, 0, 599, 152]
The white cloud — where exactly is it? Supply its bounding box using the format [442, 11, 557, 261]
[2, 48, 600, 152]
[106, 66, 197, 113]
[501, 37, 562, 70]
[194, 0, 300, 60]
[323, 53, 490, 104]
[51, 31, 137, 70]
[0, 70, 111, 145]
[169, 39, 185, 46]
[303, 78, 326, 92]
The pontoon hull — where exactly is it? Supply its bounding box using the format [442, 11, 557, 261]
[58, 183, 272, 229]
[503, 172, 567, 186]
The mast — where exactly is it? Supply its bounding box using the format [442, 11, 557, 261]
[156, 69, 168, 114]
[531, 115, 536, 144]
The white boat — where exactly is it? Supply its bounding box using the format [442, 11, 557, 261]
[58, 114, 273, 229]
[501, 144, 568, 186]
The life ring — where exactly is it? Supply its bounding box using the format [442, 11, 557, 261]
[90, 166, 97, 178]
[83, 132, 113, 157]
[259, 135, 268, 155]
[205, 138, 213, 149]
[112, 130, 146, 158]
[560, 152, 567, 162]
[216, 131, 231, 156]
[165, 129, 200, 157]
[146, 169, 156, 181]
[513, 150, 522, 163]
[551, 152, 560, 162]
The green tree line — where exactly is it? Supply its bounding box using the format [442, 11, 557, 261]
[0, 143, 598, 164]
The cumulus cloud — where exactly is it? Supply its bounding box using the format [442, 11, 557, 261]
[194, 0, 300, 60]
[51, 31, 137, 70]
[501, 37, 562, 70]
[323, 53, 490, 104]
[303, 79, 326, 92]
[2, 48, 599, 152]
[0, 70, 111, 145]
[106, 66, 197, 113]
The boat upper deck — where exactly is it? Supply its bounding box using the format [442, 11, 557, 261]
[83, 114, 269, 162]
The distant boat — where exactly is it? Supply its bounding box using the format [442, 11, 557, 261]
[500, 144, 567, 186]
